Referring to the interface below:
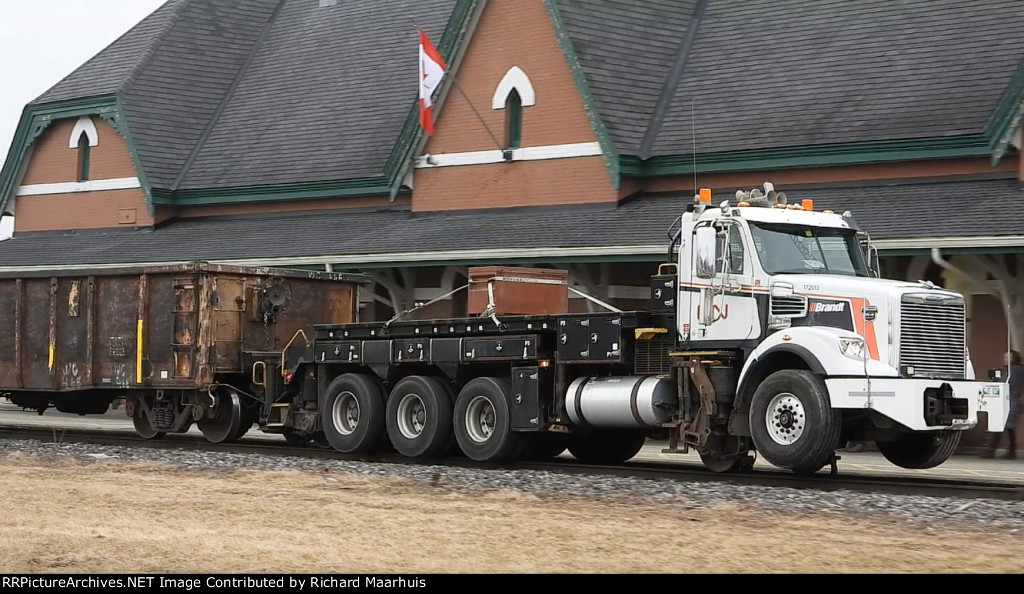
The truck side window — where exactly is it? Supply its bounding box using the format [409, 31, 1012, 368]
[715, 227, 745, 275]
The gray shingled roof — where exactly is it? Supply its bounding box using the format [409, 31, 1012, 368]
[32, 0, 188, 104]
[30, 0, 457, 190]
[650, 0, 1024, 155]
[556, 0, 698, 155]
[178, 0, 455, 188]
[23, 0, 1024, 192]
[0, 178, 1019, 268]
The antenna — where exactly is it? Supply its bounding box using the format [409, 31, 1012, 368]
[691, 98, 697, 198]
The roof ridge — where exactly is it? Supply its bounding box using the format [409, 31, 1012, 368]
[114, 0, 193, 98]
[637, 0, 707, 161]
[169, 0, 289, 192]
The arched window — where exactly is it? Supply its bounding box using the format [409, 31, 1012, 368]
[505, 89, 522, 150]
[76, 131, 91, 182]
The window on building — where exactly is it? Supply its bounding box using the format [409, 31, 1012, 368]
[505, 89, 522, 150]
[76, 131, 91, 182]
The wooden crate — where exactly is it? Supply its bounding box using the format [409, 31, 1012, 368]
[467, 266, 569, 315]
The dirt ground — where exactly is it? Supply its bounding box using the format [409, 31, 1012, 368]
[0, 451, 1020, 574]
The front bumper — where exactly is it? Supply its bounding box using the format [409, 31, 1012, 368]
[825, 378, 1009, 432]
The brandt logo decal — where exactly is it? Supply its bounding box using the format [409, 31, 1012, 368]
[809, 302, 846, 313]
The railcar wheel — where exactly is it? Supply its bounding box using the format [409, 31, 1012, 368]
[385, 375, 453, 458]
[453, 377, 522, 462]
[749, 370, 841, 475]
[321, 373, 387, 454]
[567, 429, 646, 464]
[132, 410, 165, 440]
[230, 402, 259, 442]
[877, 430, 961, 469]
[197, 388, 244, 444]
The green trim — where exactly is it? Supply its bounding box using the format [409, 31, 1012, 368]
[986, 57, 1024, 165]
[152, 177, 397, 206]
[543, 0, 620, 190]
[620, 135, 993, 177]
[0, 95, 157, 215]
[386, 0, 481, 200]
[110, 96, 157, 216]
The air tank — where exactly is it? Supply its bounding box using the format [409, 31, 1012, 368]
[565, 376, 678, 428]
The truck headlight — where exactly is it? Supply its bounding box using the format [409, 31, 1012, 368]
[839, 338, 866, 360]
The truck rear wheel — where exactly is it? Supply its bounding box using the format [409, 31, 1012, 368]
[877, 430, 961, 469]
[453, 377, 522, 462]
[567, 429, 646, 464]
[386, 375, 453, 458]
[321, 373, 387, 454]
[749, 369, 841, 475]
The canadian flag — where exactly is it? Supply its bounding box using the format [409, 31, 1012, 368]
[418, 30, 446, 136]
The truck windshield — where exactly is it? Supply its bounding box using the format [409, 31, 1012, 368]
[749, 222, 870, 277]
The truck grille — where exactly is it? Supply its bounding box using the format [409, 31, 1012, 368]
[771, 295, 807, 317]
[899, 294, 966, 379]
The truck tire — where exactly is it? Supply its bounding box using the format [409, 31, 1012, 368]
[386, 375, 453, 458]
[321, 373, 387, 454]
[567, 429, 646, 464]
[749, 369, 841, 475]
[877, 430, 961, 469]
[453, 377, 522, 462]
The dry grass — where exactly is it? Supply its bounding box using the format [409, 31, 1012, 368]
[0, 451, 1020, 574]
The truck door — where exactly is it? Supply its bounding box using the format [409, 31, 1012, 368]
[678, 219, 761, 346]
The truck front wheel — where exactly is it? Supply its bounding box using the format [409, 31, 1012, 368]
[749, 369, 841, 475]
[877, 431, 961, 469]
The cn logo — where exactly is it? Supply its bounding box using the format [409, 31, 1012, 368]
[697, 304, 730, 320]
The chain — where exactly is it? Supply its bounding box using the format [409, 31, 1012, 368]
[263, 311, 271, 350]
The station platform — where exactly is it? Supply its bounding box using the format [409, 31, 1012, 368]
[0, 403, 1020, 487]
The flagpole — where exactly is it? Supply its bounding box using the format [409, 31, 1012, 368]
[447, 78, 504, 151]
[414, 21, 504, 151]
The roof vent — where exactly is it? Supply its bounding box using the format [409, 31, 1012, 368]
[319, 0, 338, 6]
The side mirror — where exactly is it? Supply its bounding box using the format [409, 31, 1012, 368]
[695, 226, 716, 279]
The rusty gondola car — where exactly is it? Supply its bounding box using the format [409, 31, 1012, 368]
[0, 262, 368, 443]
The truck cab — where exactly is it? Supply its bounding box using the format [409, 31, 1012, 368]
[667, 185, 1010, 472]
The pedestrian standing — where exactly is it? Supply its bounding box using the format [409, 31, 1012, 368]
[982, 350, 1021, 459]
